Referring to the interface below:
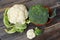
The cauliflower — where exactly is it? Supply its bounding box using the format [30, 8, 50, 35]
[7, 4, 28, 24]
[27, 29, 36, 39]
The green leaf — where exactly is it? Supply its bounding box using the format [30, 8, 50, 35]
[15, 23, 27, 29]
[3, 8, 14, 28]
[16, 29, 24, 33]
[34, 27, 43, 36]
[4, 27, 16, 34]
[25, 20, 31, 24]
[14, 23, 27, 32]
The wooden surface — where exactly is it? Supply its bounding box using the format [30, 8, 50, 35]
[0, 0, 57, 12]
[0, 0, 60, 40]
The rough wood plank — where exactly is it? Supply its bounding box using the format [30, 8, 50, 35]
[24, 0, 57, 8]
[0, 0, 57, 13]
[0, 26, 6, 38]
[0, 0, 29, 6]
[44, 23, 60, 33]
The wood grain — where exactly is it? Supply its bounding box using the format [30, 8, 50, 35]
[0, 0, 57, 12]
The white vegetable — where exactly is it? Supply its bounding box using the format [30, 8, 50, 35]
[27, 29, 36, 39]
[7, 4, 28, 24]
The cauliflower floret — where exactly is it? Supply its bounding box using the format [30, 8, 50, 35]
[27, 29, 36, 39]
[7, 4, 28, 24]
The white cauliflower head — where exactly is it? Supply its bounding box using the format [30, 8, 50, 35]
[7, 4, 28, 24]
[27, 29, 36, 39]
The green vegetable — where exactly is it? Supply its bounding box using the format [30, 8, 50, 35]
[25, 20, 31, 24]
[16, 29, 24, 33]
[34, 27, 43, 36]
[15, 23, 27, 32]
[15, 23, 27, 29]
[3, 8, 27, 34]
[29, 4, 49, 24]
[3, 8, 13, 28]
[4, 27, 16, 34]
